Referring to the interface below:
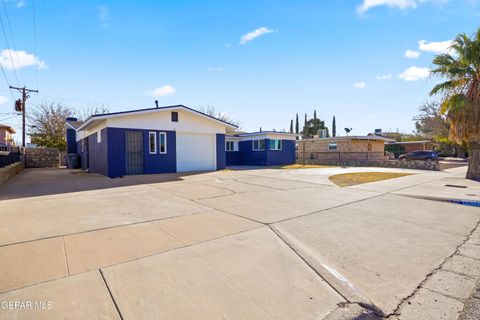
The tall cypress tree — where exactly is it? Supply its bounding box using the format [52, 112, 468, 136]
[289, 120, 293, 133]
[314, 109, 317, 120]
[304, 113, 307, 137]
[332, 115, 336, 137]
[295, 113, 299, 134]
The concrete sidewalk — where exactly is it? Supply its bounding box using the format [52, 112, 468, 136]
[0, 166, 479, 319]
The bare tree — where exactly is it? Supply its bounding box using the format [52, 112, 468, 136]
[75, 105, 110, 122]
[28, 102, 73, 150]
[197, 105, 241, 129]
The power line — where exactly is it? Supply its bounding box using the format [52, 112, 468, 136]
[0, 61, 14, 100]
[32, 0, 38, 88]
[2, 0, 23, 84]
[0, 14, 18, 84]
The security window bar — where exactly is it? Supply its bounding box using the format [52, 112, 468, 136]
[269, 139, 282, 150]
[159, 132, 167, 154]
[149, 132, 157, 154]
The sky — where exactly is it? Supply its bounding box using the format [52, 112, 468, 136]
[0, 0, 479, 142]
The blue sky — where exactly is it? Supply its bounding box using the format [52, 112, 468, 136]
[0, 0, 479, 141]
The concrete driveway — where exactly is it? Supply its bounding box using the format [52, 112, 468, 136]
[0, 166, 479, 319]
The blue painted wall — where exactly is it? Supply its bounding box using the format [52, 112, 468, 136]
[143, 130, 176, 174]
[216, 134, 226, 170]
[77, 140, 88, 170]
[238, 140, 267, 166]
[226, 151, 241, 165]
[66, 128, 77, 153]
[107, 127, 177, 178]
[230, 139, 295, 166]
[87, 130, 108, 176]
[265, 139, 296, 165]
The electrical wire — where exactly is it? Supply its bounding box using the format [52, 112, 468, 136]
[32, 0, 38, 89]
[0, 15, 18, 85]
[2, 0, 23, 85]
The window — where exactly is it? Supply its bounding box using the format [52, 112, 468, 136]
[269, 139, 282, 150]
[97, 131, 101, 143]
[149, 132, 157, 154]
[328, 143, 337, 150]
[159, 132, 167, 154]
[171, 111, 178, 122]
[226, 141, 235, 151]
[252, 139, 265, 151]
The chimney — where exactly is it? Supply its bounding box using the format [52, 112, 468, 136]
[155, 100, 159, 108]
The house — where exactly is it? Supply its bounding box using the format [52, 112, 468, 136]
[385, 140, 435, 154]
[297, 136, 394, 162]
[0, 124, 15, 148]
[225, 131, 297, 166]
[66, 105, 237, 178]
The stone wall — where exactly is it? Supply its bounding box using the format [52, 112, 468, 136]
[25, 147, 61, 168]
[298, 139, 386, 153]
[0, 162, 24, 185]
[297, 158, 440, 171]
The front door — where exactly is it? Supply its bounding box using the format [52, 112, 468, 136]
[125, 131, 144, 175]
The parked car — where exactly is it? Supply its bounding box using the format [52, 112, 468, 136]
[399, 150, 438, 162]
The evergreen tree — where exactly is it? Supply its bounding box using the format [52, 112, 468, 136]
[289, 120, 293, 133]
[314, 110, 317, 120]
[295, 113, 299, 134]
[304, 113, 307, 136]
[332, 115, 336, 137]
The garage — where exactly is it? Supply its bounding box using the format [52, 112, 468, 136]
[176, 133, 216, 172]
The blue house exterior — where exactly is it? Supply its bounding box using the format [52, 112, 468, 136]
[66, 105, 237, 178]
[225, 132, 297, 166]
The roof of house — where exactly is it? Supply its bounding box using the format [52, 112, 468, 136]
[386, 140, 432, 145]
[0, 124, 15, 134]
[76, 105, 239, 131]
[228, 131, 298, 138]
[65, 120, 84, 130]
[301, 135, 395, 142]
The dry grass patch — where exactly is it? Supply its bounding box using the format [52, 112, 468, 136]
[329, 172, 413, 187]
[275, 164, 334, 169]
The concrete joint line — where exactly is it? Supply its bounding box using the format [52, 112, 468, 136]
[99, 269, 124, 320]
[62, 236, 70, 276]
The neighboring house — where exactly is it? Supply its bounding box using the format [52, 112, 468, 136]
[66, 105, 237, 178]
[0, 124, 15, 147]
[225, 131, 297, 166]
[297, 136, 394, 161]
[385, 140, 435, 153]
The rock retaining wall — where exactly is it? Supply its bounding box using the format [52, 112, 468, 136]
[25, 148, 60, 168]
[0, 162, 24, 185]
[297, 158, 440, 171]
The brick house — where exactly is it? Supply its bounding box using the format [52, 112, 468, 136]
[0, 124, 15, 148]
[385, 140, 435, 153]
[297, 136, 394, 162]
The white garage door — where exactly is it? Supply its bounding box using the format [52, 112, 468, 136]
[176, 133, 216, 172]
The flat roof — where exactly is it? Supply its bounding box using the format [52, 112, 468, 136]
[76, 105, 239, 131]
[228, 131, 299, 138]
[301, 136, 395, 142]
[386, 140, 432, 144]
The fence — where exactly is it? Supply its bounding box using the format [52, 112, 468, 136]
[297, 151, 389, 161]
[0, 148, 21, 169]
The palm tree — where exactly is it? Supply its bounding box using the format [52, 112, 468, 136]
[430, 29, 480, 181]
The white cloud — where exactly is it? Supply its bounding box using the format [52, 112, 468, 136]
[357, 0, 448, 13]
[357, 0, 416, 13]
[0, 49, 47, 70]
[98, 5, 110, 26]
[15, 0, 25, 8]
[397, 66, 430, 81]
[418, 39, 453, 54]
[0, 96, 8, 105]
[240, 27, 275, 45]
[353, 81, 367, 89]
[147, 85, 176, 97]
[405, 49, 421, 58]
[376, 74, 392, 80]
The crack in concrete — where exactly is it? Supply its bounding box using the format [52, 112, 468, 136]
[388, 219, 480, 318]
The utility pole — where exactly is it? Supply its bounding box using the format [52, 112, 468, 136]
[10, 86, 38, 147]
